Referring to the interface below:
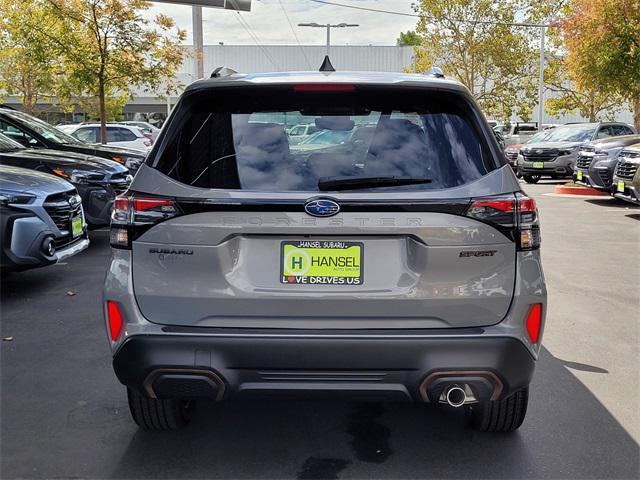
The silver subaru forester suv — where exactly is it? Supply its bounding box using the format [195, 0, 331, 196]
[104, 69, 546, 432]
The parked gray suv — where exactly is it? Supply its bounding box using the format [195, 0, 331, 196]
[104, 70, 546, 432]
[1, 165, 89, 271]
[517, 122, 636, 183]
[574, 135, 640, 190]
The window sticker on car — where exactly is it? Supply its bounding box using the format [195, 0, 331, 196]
[280, 241, 363, 285]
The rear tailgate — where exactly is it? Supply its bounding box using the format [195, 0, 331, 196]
[131, 199, 516, 329]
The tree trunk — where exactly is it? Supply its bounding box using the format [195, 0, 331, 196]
[634, 96, 640, 133]
[98, 78, 107, 144]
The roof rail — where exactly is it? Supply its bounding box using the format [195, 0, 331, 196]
[211, 66, 238, 78]
[430, 67, 445, 78]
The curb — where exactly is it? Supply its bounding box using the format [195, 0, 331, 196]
[554, 185, 609, 196]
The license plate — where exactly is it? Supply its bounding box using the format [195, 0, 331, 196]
[577, 170, 583, 181]
[533, 162, 544, 169]
[617, 180, 625, 193]
[281, 241, 363, 285]
[71, 216, 83, 237]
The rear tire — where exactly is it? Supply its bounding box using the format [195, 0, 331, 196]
[467, 387, 529, 432]
[523, 174, 541, 184]
[127, 387, 193, 431]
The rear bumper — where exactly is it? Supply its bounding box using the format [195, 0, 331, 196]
[113, 332, 536, 403]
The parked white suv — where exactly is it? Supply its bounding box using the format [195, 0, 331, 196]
[59, 123, 152, 151]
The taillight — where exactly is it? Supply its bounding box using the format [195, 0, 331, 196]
[110, 195, 180, 249]
[465, 193, 540, 251]
[525, 303, 543, 344]
[107, 300, 124, 342]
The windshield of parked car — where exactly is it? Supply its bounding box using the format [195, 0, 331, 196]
[151, 86, 495, 192]
[0, 133, 25, 152]
[527, 131, 552, 144]
[542, 125, 596, 143]
[3, 110, 81, 145]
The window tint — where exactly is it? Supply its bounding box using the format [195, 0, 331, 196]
[2, 110, 79, 144]
[74, 127, 97, 143]
[612, 125, 632, 136]
[152, 87, 494, 192]
[107, 127, 137, 142]
[0, 119, 40, 146]
[596, 126, 613, 139]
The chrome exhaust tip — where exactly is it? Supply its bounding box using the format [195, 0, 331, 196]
[445, 385, 467, 408]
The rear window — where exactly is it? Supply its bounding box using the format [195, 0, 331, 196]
[151, 86, 495, 192]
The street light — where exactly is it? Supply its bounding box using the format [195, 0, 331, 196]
[298, 22, 359, 57]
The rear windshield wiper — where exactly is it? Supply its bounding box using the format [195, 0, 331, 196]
[318, 176, 432, 191]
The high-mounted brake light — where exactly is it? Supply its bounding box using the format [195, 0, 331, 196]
[107, 301, 124, 342]
[110, 195, 180, 249]
[525, 303, 543, 344]
[293, 84, 356, 92]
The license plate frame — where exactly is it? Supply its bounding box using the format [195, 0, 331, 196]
[280, 240, 363, 286]
[533, 162, 545, 169]
[617, 180, 625, 193]
[577, 170, 583, 181]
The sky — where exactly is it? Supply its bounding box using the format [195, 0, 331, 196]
[145, 0, 418, 46]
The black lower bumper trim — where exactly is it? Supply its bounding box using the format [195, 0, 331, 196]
[113, 334, 536, 402]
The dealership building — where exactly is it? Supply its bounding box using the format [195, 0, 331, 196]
[2, 44, 635, 126]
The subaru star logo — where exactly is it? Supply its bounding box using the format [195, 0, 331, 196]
[304, 199, 340, 217]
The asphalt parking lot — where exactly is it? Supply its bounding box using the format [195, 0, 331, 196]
[1, 181, 639, 479]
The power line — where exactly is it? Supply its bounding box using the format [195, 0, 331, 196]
[278, 0, 313, 69]
[231, 11, 281, 70]
[307, 0, 551, 28]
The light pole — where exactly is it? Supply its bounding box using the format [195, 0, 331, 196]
[538, 26, 546, 131]
[153, 1, 252, 79]
[298, 23, 359, 57]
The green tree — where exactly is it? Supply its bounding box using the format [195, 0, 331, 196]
[396, 30, 421, 46]
[562, 0, 640, 130]
[36, 0, 186, 143]
[408, 0, 537, 121]
[0, 0, 61, 114]
[544, 54, 623, 121]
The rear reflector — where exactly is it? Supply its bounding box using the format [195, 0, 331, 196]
[107, 301, 124, 342]
[525, 304, 543, 344]
[293, 84, 356, 92]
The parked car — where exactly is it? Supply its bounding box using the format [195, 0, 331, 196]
[59, 123, 152, 151]
[0, 133, 130, 228]
[117, 121, 161, 141]
[286, 123, 320, 144]
[504, 130, 552, 175]
[104, 69, 545, 432]
[517, 122, 637, 183]
[574, 135, 640, 190]
[612, 142, 640, 205]
[496, 122, 539, 146]
[1, 164, 89, 271]
[0, 106, 146, 173]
